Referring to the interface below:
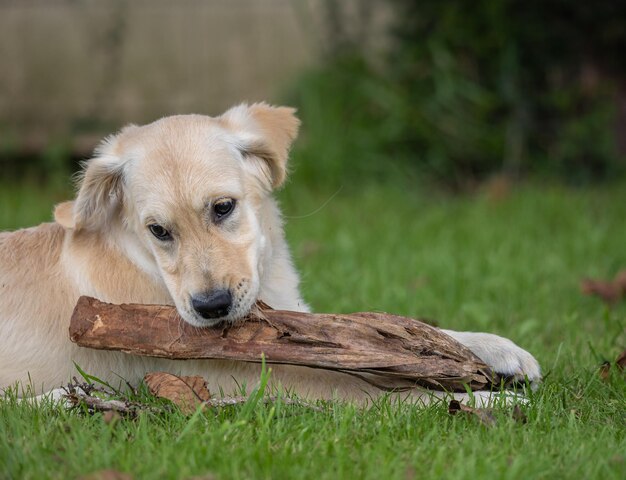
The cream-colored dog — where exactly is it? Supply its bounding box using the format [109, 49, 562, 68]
[0, 104, 540, 403]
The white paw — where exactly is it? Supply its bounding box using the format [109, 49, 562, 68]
[442, 330, 542, 386]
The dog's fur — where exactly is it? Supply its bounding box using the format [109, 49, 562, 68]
[0, 104, 540, 403]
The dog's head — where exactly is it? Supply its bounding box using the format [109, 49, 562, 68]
[57, 103, 299, 326]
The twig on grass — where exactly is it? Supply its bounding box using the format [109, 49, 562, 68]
[64, 383, 323, 418]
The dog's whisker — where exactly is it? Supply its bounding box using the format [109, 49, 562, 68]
[283, 185, 343, 219]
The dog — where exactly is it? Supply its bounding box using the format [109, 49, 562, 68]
[0, 103, 540, 404]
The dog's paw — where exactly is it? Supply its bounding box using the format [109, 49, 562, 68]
[442, 330, 542, 387]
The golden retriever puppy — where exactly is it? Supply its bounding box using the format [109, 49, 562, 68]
[0, 104, 540, 403]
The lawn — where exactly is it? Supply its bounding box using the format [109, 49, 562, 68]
[1, 177, 625, 479]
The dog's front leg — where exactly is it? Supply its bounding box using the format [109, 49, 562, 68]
[441, 330, 541, 386]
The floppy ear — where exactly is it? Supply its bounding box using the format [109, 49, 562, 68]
[73, 134, 127, 231]
[221, 102, 300, 189]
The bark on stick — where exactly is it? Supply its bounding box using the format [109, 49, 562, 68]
[69, 296, 497, 392]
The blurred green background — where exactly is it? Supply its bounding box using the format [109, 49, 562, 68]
[1, 0, 625, 189]
[2, 4, 626, 478]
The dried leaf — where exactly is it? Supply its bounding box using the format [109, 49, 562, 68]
[599, 361, 612, 381]
[144, 372, 211, 414]
[580, 270, 626, 305]
[599, 350, 626, 381]
[79, 470, 133, 480]
[102, 410, 121, 425]
[616, 350, 626, 370]
[448, 400, 497, 427]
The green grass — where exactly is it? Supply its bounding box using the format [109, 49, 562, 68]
[1, 178, 625, 479]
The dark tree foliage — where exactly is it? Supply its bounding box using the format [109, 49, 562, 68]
[291, 0, 626, 185]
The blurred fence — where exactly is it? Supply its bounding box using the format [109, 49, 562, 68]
[3, 1, 622, 184]
[0, 0, 386, 157]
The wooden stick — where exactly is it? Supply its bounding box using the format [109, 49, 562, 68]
[69, 296, 498, 392]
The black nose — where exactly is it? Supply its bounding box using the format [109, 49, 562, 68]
[191, 289, 233, 319]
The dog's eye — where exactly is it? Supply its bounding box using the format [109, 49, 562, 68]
[148, 224, 172, 241]
[213, 198, 235, 220]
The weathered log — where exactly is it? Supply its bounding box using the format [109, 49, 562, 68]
[69, 296, 498, 392]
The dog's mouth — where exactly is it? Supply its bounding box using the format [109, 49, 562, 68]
[178, 293, 257, 328]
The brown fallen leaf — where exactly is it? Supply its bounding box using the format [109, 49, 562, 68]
[79, 470, 133, 480]
[599, 349, 626, 381]
[616, 350, 626, 370]
[102, 410, 121, 425]
[599, 361, 612, 381]
[144, 372, 211, 414]
[448, 400, 497, 427]
[581, 270, 626, 305]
